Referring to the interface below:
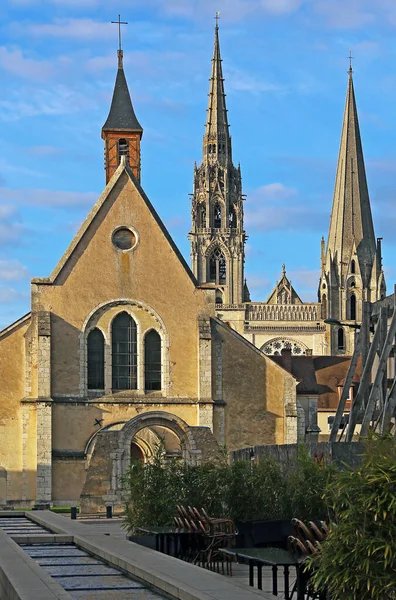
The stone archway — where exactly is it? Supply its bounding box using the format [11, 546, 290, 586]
[80, 411, 216, 514]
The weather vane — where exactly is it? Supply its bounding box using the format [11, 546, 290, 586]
[348, 49, 353, 74]
[214, 11, 220, 27]
[111, 14, 128, 51]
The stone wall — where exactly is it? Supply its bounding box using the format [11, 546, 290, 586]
[231, 441, 365, 468]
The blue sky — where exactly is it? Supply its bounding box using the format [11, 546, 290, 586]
[1, 0, 396, 328]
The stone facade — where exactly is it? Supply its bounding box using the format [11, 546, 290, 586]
[0, 41, 299, 508]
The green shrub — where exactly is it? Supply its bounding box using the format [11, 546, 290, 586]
[122, 443, 337, 533]
[307, 436, 396, 600]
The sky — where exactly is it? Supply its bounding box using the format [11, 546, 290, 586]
[1, 0, 396, 329]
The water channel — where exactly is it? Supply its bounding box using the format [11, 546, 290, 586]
[0, 516, 171, 600]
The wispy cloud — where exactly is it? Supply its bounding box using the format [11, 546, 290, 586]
[245, 183, 327, 232]
[0, 187, 98, 207]
[0, 204, 24, 246]
[0, 259, 29, 281]
[0, 85, 98, 121]
[0, 46, 54, 81]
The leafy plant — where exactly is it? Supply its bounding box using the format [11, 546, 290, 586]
[307, 436, 396, 600]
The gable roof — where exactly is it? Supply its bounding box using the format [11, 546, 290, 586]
[266, 264, 303, 305]
[32, 157, 197, 287]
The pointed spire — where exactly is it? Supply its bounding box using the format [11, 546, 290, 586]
[205, 22, 229, 140]
[326, 67, 376, 276]
[102, 50, 143, 135]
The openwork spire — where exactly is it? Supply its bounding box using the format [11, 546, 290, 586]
[205, 23, 230, 142]
[326, 68, 376, 271]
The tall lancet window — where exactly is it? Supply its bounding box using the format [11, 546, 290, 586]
[118, 138, 128, 162]
[214, 203, 222, 228]
[87, 328, 104, 389]
[351, 260, 356, 274]
[228, 205, 237, 228]
[322, 294, 327, 320]
[350, 294, 357, 321]
[199, 204, 206, 228]
[338, 328, 345, 351]
[112, 312, 137, 391]
[144, 330, 162, 391]
[209, 247, 226, 284]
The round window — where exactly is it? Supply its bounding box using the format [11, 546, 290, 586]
[112, 228, 136, 251]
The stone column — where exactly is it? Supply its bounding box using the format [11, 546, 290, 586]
[36, 311, 52, 505]
[198, 317, 212, 401]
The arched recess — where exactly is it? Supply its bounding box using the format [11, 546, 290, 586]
[322, 294, 327, 319]
[261, 337, 309, 356]
[80, 299, 170, 396]
[118, 138, 128, 163]
[87, 328, 105, 390]
[112, 312, 137, 391]
[338, 328, 345, 351]
[350, 294, 357, 321]
[213, 202, 222, 228]
[144, 330, 162, 391]
[208, 246, 226, 285]
[118, 411, 200, 475]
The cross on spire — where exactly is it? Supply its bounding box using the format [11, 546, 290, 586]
[348, 49, 353, 75]
[214, 11, 220, 27]
[111, 14, 128, 52]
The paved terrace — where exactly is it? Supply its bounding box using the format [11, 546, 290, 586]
[0, 511, 275, 600]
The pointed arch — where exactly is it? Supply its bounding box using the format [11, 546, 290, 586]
[351, 259, 356, 274]
[215, 290, 223, 305]
[208, 246, 226, 284]
[87, 328, 105, 389]
[214, 202, 222, 228]
[350, 293, 356, 320]
[228, 204, 237, 228]
[118, 138, 128, 162]
[112, 311, 137, 390]
[338, 328, 345, 351]
[322, 294, 327, 319]
[144, 329, 162, 391]
[199, 203, 207, 228]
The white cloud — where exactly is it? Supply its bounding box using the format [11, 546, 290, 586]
[0, 259, 29, 281]
[27, 146, 64, 157]
[0, 46, 54, 81]
[0, 204, 24, 246]
[0, 85, 98, 121]
[21, 18, 113, 40]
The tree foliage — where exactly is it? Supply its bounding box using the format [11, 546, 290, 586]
[122, 443, 335, 533]
[307, 436, 396, 600]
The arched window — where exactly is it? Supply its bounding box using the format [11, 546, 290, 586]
[215, 291, 223, 305]
[351, 260, 356, 274]
[350, 294, 356, 320]
[144, 330, 161, 391]
[118, 138, 128, 162]
[322, 294, 327, 319]
[209, 247, 226, 284]
[200, 204, 206, 228]
[214, 203, 222, 228]
[112, 312, 137, 391]
[338, 328, 345, 351]
[87, 328, 104, 389]
[228, 205, 237, 228]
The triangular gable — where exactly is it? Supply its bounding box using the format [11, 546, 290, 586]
[266, 265, 303, 305]
[32, 157, 197, 286]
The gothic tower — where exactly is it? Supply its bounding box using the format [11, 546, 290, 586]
[189, 24, 247, 305]
[102, 49, 143, 183]
[319, 67, 386, 354]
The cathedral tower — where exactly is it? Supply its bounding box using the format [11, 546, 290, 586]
[102, 49, 143, 183]
[189, 24, 247, 305]
[319, 67, 386, 354]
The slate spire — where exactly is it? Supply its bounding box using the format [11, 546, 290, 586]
[205, 23, 230, 143]
[102, 50, 143, 183]
[102, 50, 143, 135]
[326, 67, 376, 275]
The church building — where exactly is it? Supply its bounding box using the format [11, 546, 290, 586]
[196, 33, 386, 358]
[0, 27, 300, 511]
